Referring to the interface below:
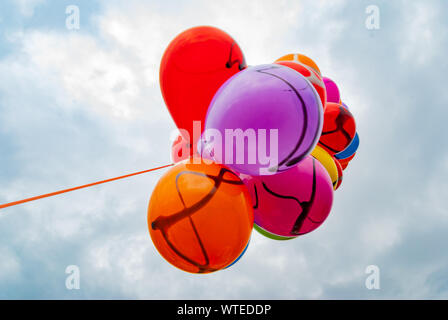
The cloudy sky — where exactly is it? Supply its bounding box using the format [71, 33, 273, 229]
[0, 0, 447, 299]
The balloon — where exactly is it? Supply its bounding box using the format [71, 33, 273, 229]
[171, 134, 199, 163]
[242, 156, 333, 239]
[160, 26, 246, 143]
[203, 64, 322, 176]
[254, 224, 296, 240]
[335, 132, 359, 160]
[275, 60, 326, 111]
[338, 153, 356, 170]
[339, 160, 348, 170]
[275, 53, 321, 75]
[148, 159, 253, 273]
[323, 77, 340, 104]
[333, 155, 343, 190]
[225, 238, 250, 269]
[318, 102, 356, 155]
[311, 145, 339, 190]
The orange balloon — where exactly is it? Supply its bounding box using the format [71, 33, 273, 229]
[275, 53, 321, 75]
[148, 159, 253, 274]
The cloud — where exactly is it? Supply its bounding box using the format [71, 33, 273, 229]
[398, 1, 445, 65]
[14, 0, 46, 17]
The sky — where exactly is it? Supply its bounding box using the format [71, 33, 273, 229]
[0, 0, 447, 299]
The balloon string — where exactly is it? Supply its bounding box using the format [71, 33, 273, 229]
[0, 163, 174, 210]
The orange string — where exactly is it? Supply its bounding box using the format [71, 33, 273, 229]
[0, 163, 174, 210]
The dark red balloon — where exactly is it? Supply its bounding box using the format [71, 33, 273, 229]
[160, 26, 246, 142]
[318, 102, 356, 155]
[338, 153, 356, 170]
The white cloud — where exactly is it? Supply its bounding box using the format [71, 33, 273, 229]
[399, 1, 444, 65]
[359, 217, 402, 255]
[14, 0, 46, 17]
[0, 247, 21, 281]
[19, 31, 152, 119]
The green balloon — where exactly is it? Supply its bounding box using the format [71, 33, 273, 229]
[254, 224, 296, 241]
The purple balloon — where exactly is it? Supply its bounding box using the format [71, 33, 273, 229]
[202, 64, 322, 176]
[323, 77, 340, 103]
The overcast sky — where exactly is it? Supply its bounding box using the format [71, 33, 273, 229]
[0, 0, 447, 299]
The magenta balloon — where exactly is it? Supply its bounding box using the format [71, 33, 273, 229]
[202, 64, 322, 176]
[323, 77, 340, 104]
[242, 156, 333, 237]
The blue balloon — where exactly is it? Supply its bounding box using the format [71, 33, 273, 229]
[335, 132, 359, 160]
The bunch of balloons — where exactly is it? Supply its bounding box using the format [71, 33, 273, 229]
[148, 26, 359, 274]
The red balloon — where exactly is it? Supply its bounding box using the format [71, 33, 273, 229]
[340, 160, 349, 170]
[318, 102, 356, 155]
[338, 153, 356, 170]
[160, 26, 246, 143]
[275, 60, 326, 110]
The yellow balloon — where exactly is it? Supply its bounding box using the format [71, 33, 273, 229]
[311, 145, 339, 190]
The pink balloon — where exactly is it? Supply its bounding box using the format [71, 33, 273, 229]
[323, 77, 340, 104]
[242, 156, 333, 238]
